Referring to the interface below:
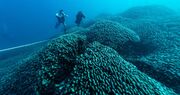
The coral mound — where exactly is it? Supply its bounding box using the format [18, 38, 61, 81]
[117, 16, 180, 93]
[87, 20, 140, 52]
[38, 42, 175, 95]
[37, 34, 87, 94]
[0, 5, 179, 95]
[121, 5, 175, 19]
[0, 34, 87, 95]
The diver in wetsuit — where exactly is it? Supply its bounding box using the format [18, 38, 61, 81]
[55, 10, 68, 31]
[75, 11, 85, 26]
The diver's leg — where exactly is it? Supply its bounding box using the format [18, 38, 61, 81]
[55, 22, 60, 29]
[63, 23, 67, 33]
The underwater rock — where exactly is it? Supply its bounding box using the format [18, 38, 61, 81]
[121, 5, 176, 19]
[87, 20, 140, 53]
[38, 42, 176, 95]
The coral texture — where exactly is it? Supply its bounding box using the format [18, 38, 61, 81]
[38, 42, 176, 95]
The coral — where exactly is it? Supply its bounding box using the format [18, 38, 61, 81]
[121, 5, 176, 19]
[119, 16, 180, 93]
[159, 15, 180, 33]
[96, 15, 172, 53]
[0, 41, 46, 95]
[92, 7, 180, 93]
[117, 11, 180, 94]
[134, 49, 180, 93]
[123, 19, 171, 51]
[1, 5, 180, 94]
[64, 20, 141, 55]
[40, 42, 176, 95]
[87, 20, 140, 53]
[0, 34, 87, 95]
[36, 34, 87, 94]
[0, 54, 41, 95]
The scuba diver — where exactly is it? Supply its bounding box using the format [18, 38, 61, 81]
[75, 11, 85, 26]
[55, 10, 68, 31]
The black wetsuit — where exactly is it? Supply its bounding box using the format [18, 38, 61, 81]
[75, 12, 85, 26]
[57, 15, 65, 24]
[55, 13, 66, 29]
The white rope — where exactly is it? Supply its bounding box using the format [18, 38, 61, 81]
[0, 40, 48, 53]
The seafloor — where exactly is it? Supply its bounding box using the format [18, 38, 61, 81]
[0, 5, 180, 95]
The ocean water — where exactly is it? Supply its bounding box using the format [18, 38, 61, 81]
[0, 0, 180, 95]
[0, 0, 180, 49]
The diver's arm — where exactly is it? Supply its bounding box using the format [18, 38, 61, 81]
[62, 12, 68, 17]
[56, 12, 68, 17]
[56, 13, 60, 17]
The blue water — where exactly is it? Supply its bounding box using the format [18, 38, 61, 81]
[0, 0, 180, 49]
[1, 0, 180, 94]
